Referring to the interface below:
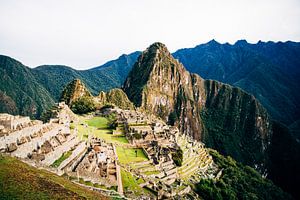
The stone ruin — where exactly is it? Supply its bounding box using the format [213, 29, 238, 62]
[0, 113, 33, 136]
[72, 138, 121, 188]
[106, 107, 219, 199]
[0, 105, 124, 197]
[0, 104, 79, 167]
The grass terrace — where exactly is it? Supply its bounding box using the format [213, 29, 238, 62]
[116, 147, 148, 164]
[51, 151, 72, 168]
[86, 116, 110, 129]
[121, 169, 149, 196]
[74, 116, 129, 145]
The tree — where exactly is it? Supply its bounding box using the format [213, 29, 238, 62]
[71, 96, 95, 114]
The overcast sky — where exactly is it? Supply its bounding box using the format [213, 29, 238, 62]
[0, 0, 299, 69]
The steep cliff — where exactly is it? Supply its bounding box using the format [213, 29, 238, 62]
[123, 42, 272, 172]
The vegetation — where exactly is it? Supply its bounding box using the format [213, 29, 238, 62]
[269, 122, 300, 199]
[0, 55, 55, 118]
[0, 154, 108, 199]
[173, 40, 300, 128]
[172, 148, 183, 166]
[32, 52, 140, 101]
[86, 116, 110, 129]
[121, 169, 151, 196]
[71, 96, 96, 114]
[51, 151, 72, 168]
[195, 150, 291, 200]
[168, 111, 177, 126]
[103, 88, 135, 110]
[200, 83, 269, 170]
[75, 116, 129, 145]
[116, 147, 148, 164]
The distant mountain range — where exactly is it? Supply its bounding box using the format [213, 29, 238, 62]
[0, 40, 299, 137]
[173, 40, 300, 130]
[0, 52, 139, 118]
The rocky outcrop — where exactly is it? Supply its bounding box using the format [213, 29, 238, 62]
[60, 79, 92, 106]
[123, 42, 272, 172]
[96, 88, 134, 110]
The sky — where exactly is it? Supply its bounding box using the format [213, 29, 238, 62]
[0, 0, 299, 69]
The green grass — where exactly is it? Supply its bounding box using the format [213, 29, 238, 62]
[121, 169, 145, 195]
[0, 155, 108, 200]
[96, 132, 129, 145]
[116, 147, 148, 164]
[143, 171, 161, 176]
[76, 116, 129, 145]
[86, 117, 110, 129]
[51, 151, 72, 168]
[76, 123, 95, 141]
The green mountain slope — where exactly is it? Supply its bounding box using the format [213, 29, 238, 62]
[196, 150, 292, 200]
[173, 40, 300, 127]
[32, 52, 140, 100]
[124, 42, 272, 173]
[0, 55, 55, 118]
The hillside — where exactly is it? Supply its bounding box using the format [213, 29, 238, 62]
[0, 55, 55, 118]
[32, 52, 140, 100]
[195, 150, 291, 200]
[2, 41, 299, 129]
[173, 40, 300, 127]
[60, 79, 92, 106]
[96, 88, 135, 110]
[0, 154, 108, 199]
[123, 42, 272, 174]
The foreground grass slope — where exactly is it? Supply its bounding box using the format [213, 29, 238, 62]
[0, 155, 108, 200]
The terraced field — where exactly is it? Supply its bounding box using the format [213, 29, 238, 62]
[116, 147, 148, 164]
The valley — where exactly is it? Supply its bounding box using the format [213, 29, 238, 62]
[0, 42, 298, 199]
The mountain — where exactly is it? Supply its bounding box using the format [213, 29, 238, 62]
[60, 79, 134, 111]
[173, 40, 300, 128]
[96, 88, 135, 110]
[0, 52, 139, 117]
[32, 51, 140, 100]
[60, 79, 92, 106]
[269, 122, 300, 199]
[196, 149, 292, 200]
[90, 51, 141, 85]
[123, 42, 272, 173]
[0, 55, 55, 118]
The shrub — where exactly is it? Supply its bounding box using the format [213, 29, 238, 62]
[172, 148, 183, 166]
[71, 96, 95, 114]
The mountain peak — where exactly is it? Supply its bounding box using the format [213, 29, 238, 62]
[148, 42, 167, 49]
[145, 42, 171, 57]
[60, 79, 91, 106]
[124, 43, 273, 171]
[235, 39, 248, 46]
[123, 42, 186, 107]
[207, 39, 220, 46]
